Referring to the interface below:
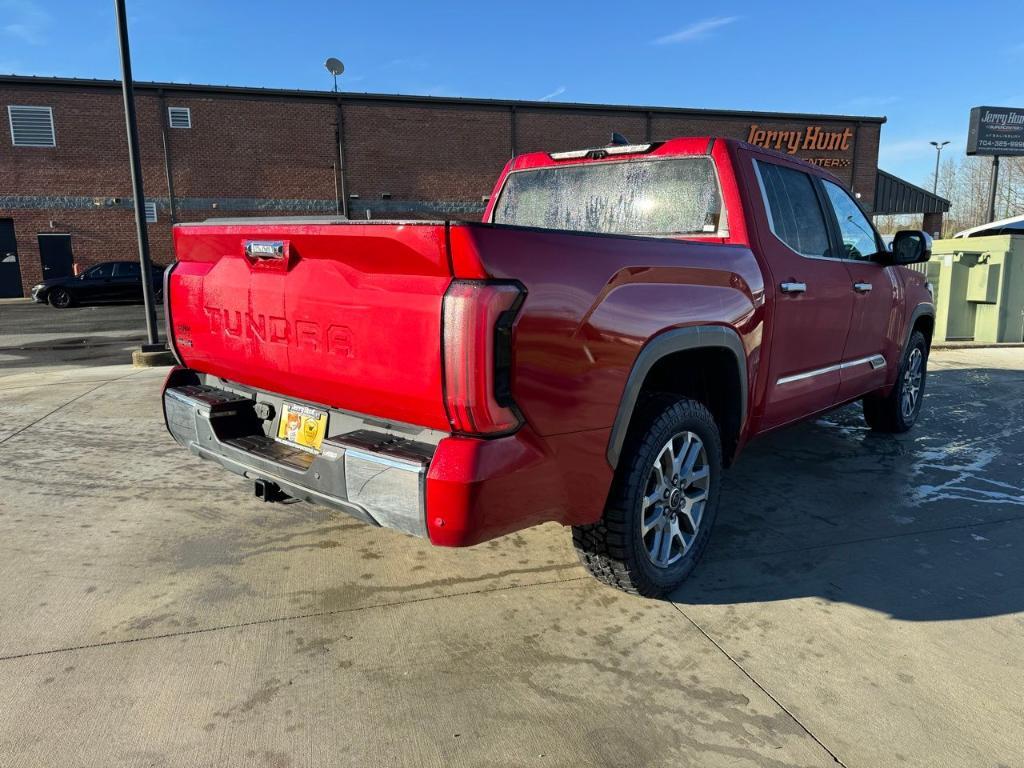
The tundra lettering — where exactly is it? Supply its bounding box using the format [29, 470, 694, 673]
[202, 307, 355, 357]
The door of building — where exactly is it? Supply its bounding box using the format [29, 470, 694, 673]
[38, 233, 74, 281]
[0, 218, 24, 298]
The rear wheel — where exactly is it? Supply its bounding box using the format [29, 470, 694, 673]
[863, 330, 928, 433]
[48, 287, 73, 308]
[573, 396, 722, 597]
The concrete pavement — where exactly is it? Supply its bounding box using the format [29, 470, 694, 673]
[0, 301, 165, 370]
[0, 307, 1022, 767]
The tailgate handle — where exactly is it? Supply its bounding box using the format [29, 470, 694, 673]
[244, 240, 286, 260]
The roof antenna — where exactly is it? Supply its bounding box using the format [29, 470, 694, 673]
[610, 132, 630, 146]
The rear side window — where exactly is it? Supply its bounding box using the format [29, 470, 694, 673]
[755, 161, 831, 258]
[114, 262, 140, 277]
[491, 157, 723, 237]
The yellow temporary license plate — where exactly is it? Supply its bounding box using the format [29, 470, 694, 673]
[277, 402, 328, 452]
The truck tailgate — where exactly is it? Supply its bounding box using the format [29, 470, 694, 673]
[168, 221, 453, 431]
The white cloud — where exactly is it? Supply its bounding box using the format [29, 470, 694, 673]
[652, 16, 738, 45]
[539, 86, 566, 102]
[0, 0, 50, 46]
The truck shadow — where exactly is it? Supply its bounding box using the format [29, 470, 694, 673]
[672, 365, 1024, 622]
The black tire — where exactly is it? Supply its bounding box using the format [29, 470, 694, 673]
[863, 330, 929, 433]
[48, 287, 73, 308]
[573, 396, 723, 597]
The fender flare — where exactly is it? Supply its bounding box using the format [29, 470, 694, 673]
[606, 325, 748, 469]
[905, 302, 936, 352]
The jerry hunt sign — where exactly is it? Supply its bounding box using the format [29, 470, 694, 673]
[746, 125, 853, 154]
[746, 125, 854, 168]
[967, 106, 1024, 157]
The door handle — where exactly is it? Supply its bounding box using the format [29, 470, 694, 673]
[780, 281, 807, 294]
[853, 282, 873, 293]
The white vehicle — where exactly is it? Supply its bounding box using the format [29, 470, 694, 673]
[953, 213, 1024, 238]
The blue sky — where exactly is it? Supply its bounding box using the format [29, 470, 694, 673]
[1, 0, 1022, 185]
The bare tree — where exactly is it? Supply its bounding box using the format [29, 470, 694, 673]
[928, 154, 1024, 235]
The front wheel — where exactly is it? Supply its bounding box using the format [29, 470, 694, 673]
[863, 330, 929, 433]
[573, 396, 722, 597]
[48, 287, 73, 308]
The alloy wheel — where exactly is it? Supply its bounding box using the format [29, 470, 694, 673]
[640, 431, 710, 568]
[50, 289, 70, 308]
[901, 347, 923, 419]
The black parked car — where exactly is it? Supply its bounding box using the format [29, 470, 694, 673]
[31, 261, 164, 308]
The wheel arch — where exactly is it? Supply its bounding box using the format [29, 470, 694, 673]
[906, 302, 936, 349]
[607, 325, 748, 470]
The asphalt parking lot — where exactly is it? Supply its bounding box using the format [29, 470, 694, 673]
[1, 302, 1022, 768]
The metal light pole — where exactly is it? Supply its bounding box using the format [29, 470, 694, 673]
[988, 155, 1001, 224]
[324, 58, 347, 217]
[929, 140, 949, 195]
[114, 0, 161, 350]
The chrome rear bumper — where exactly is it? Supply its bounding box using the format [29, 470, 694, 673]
[163, 382, 436, 538]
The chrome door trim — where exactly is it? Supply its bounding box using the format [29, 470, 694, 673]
[777, 354, 886, 386]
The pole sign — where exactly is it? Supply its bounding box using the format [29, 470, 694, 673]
[966, 106, 1024, 156]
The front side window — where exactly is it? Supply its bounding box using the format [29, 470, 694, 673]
[756, 161, 831, 258]
[823, 180, 880, 261]
[491, 156, 723, 237]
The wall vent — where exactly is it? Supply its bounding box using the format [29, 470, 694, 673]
[168, 107, 192, 129]
[8, 105, 55, 147]
[144, 201, 158, 223]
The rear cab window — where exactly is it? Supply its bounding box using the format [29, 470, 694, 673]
[754, 160, 832, 258]
[491, 155, 726, 238]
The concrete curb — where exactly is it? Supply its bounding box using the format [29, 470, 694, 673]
[132, 349, 176, 367]
[933, 342, 1024, 350]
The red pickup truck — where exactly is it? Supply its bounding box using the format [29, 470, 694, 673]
[162, 136, 934, 596]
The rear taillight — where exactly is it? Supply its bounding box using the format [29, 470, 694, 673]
[442, 280, 525, 436]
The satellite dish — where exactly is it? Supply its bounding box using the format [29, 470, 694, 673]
[324, 57, 345, 76]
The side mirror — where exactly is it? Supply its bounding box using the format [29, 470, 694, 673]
[889, 230, 932, 265]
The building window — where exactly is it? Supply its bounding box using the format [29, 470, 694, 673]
[144, 201, 158, 223]
[8, 105, 56, 147]
[168, 107, 191, 129]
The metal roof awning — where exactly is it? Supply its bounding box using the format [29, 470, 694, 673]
[874, 169, 950, 215]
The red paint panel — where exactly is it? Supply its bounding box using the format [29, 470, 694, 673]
[453, 223, 764, 439]
[425, 425, 613, 546]
[170, 222, 453, 430]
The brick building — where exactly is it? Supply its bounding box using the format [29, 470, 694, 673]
[0, 74, 947, 297]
